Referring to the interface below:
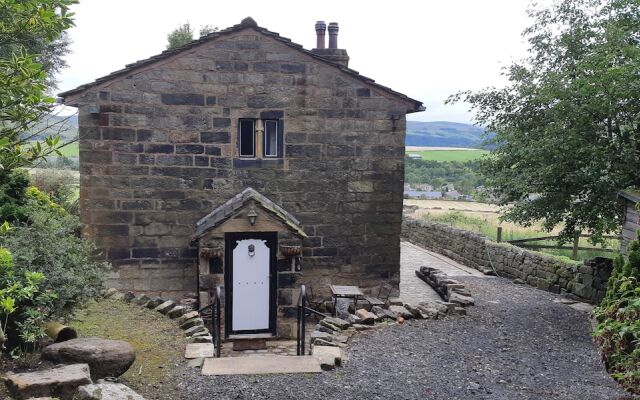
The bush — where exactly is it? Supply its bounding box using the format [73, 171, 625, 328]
[29, 169, 79, 214]
[0, 247, 56, 350]
[0, 169, 30, 223]
[0, 203, 109, 320]
[592, 233, 640, 394]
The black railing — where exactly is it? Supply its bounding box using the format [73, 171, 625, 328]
[198, 286, 222, 358]
[296, 284, 329, 356]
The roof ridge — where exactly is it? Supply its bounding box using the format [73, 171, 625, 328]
[59, 17, 423, 111]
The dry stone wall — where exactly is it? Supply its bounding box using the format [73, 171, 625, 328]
[402, 218, 612, 304]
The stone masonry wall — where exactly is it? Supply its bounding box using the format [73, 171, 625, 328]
[402, 218, 612, 304]
[67, 28, 413, 299]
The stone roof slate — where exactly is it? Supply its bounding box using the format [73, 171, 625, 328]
[193, 187, 307, 239]
[59, 17, 423, 113]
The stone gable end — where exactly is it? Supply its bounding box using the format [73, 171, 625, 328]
[68, 25, 413, 305]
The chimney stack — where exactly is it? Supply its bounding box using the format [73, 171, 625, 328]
[328, 22, 339, 49]
[311, 20, 350, 67]
[315, 21, 326, 49]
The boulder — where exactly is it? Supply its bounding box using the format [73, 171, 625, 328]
[76, 381, 145, 400]
[335, 298, 351, 319]
[109, 292, 125, 301]
[133, 294, 150, 306]
[191, 335, 213, 344]
[312, 345, 343, 370]
[184, 325, 207, 336]
[103, 288, 118, 298]
[144, 297, 164, 309]
[179, 317, 204, 330]
[310, 331, 332, 344]
[154, 300, 176, 314]
[4, 363, 91, 400]
[167, 306, 187, 319]
[42, 338, 135, 380]
[389, 305, 413, 319]
[355, 309, 376, 325]
[371, 306, 398, 320]
[415, 304, 440, 319]
[319, 319, 341, 332]
[449, 292, 475, 306]
[323, 317, 351, 330]
[178, 311, 200, 325]
[123, 292, 136, 303]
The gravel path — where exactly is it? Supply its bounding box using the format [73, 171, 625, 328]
[178, 276, 634, 400]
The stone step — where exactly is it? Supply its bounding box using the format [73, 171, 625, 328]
[185, 343, 214, 359]
[201, 355, 322, 376]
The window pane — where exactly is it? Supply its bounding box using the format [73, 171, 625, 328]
[239, 119, 254, 157]
[264, 120, 278, 157]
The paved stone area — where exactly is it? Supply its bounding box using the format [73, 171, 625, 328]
[400, 241, 485, 304]
[219, 340, 299, 358]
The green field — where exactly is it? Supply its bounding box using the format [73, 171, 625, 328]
[407, 149, 488, 162]
[58, 141, 79, 157]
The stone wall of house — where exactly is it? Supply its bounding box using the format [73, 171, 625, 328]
[621, 198, 639, 255]
[402, 217, 612, 304]
[67, 27, 413, 301]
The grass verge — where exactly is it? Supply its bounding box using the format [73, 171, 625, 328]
[71, 299, 189, 399]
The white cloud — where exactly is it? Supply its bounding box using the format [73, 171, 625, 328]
[58, 0, 534, 123]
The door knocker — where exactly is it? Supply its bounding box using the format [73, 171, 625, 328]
[248, 244, 255, 257]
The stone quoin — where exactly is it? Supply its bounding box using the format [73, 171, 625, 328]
[60, 17, 424, 340]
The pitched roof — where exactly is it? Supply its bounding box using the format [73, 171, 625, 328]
[59, 17, 423, 112]
[193, 187, 307, 239]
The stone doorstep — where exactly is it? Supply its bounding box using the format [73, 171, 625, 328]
[201, 355, 322, 375]
[185, 343, 214, 359]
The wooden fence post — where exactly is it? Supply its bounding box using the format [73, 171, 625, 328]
[496, 227, 502, 243]
[571, 232, 580, 260]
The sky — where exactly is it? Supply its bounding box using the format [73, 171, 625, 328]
[57, 0, 535, 124]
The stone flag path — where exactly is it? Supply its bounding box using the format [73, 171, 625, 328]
[399, 241, 486, 305]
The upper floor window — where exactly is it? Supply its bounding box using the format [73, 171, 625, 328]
[238, 118, 282, 158]
[263, 120, 278, 158]
[239, 119, 255, 158]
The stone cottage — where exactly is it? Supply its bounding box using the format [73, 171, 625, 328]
[60, 17, 423, 339]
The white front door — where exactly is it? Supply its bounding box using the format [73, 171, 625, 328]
[231, 238, 271, 332]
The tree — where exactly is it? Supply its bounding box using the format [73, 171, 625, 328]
[0, 0, 77, 170]
[167, 22, 194, 50]
[449, 0, 640, 243]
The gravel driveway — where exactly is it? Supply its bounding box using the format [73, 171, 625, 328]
[178, 276, 634, 400]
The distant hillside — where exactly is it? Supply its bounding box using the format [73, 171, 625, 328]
[406, 121, 492, 149]
[23, 113, 78, 142]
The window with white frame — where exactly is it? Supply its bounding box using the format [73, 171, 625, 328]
[237, 118, 282, 159]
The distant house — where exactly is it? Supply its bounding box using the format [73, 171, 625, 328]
[414, 183, 434, 192]
[404, 190, 442, 199]
[407, 154, 422, 160]
[618, 190, 640, 255]
[443, 190, 461, 200]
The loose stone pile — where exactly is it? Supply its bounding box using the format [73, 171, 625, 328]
[308, 296, 466, 369]
[415, 266, 475, 308]
[104, 288, 213, 344]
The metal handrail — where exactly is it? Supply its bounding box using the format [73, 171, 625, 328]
[296, 284, 329, 356]
[198, 286, 222, 358]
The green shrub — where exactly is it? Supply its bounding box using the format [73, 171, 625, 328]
[29, 169, 79, 213]
[0, 247, 56, 350]
[592, 232, 640, 394]
[0, 169, 30, 223]
[0, 201, 109, 320]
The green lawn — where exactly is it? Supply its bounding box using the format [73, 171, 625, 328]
[407, 149, 488, 162]
[58, 141, 79, 157]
